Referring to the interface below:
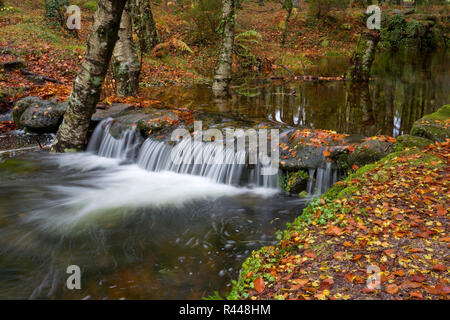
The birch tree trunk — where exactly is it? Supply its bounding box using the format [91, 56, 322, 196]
[132, 0, 159, 52]
[52, 0, 128, 152]
[113, 3, 141, 96]
[212, 0, 235, 98]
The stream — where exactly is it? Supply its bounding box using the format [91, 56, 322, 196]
[0, 49, 448, 299]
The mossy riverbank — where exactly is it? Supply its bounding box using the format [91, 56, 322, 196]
[227, 105, 449, 300]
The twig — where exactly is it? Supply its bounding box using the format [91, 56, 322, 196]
[20, 69, 64, 84]
[274, 63, 296, 80]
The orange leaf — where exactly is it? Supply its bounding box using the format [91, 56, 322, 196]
[409, 291, 423, 300]
[325, 225, 343, 237]
[254, 277, 265, 294]
[431, 264, 446, 272]
[411, 274, 426, 283]
[323, 149, 331, 157]
[386, 284, 399, 295]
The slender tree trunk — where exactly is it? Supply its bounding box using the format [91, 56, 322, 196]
[212, 0, 235, 98]
[132, 0, 159, 52]
[52, 0, 128, 152]
[348, 31, 380, 82]
[281, 0, 293, 47]
[113, 3, 141, 96]
[45, 0, 68, 27]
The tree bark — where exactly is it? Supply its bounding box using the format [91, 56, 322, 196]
[212, 0, 235, 98]
[112, 3, 141, 96]
[348, 31, 380, 82]
[52, 0, 128, 152]
[45, 0, 68, 27]
[132, 0, 159, 52]
[281, 0, 294, 47]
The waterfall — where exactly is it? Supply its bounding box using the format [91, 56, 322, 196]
[87, 119, 141, 160]
[87, 119, 339, 194]
[87, 119, 280, 189]
[306, 162, 339, 196]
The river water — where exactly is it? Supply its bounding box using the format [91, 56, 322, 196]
[0, 49, 448, 299]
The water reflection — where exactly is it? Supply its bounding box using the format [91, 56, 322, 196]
[147, 49, 449, 137]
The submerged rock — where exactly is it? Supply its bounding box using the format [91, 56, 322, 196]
[410, 105, 450, 142]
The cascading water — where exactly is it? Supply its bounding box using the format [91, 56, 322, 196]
[87, 119, 339, 195]
[88, 119, 280, 189]
[306, 162, 339, 196]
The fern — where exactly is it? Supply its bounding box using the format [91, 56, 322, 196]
[152, 37, 193, 57]
[235, 30, 263, 42]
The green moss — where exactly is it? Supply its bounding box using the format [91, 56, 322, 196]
[420, 104, 450, 121]
[410, 105, 450, 142]
[347, 146, 384, 168]
[83, 1, 97, 12]
[395, 134, 432, 152]
[284, 170, 309, 193]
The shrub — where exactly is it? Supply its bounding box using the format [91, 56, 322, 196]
[181, 0, 222, 45]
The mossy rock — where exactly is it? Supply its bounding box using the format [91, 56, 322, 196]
[347, 139, 394, 168]
[284, 170, 309, 194]
[410, 105, 450, 142]
[394, 134, 432, 152]
[13, 96, 67, 133]
[12, 96, 36, 124]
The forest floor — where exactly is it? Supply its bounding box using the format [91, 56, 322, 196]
[228, 140, 450, 300]
[1, 1, 448, 110]
[0, 0, 383, 112]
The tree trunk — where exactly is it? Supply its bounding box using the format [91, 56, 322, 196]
[52, 0, 128, 152]
[113, 3, 141, 96]
[45, 0, 68, 27]
[281, 0, 294, 47]
[132, 0, 159, 52]
[348, 31, 380, 82]
[212, 0, 235, 98]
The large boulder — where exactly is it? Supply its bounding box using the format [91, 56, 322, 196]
[13, 96, 136, 133]
[347, 138, 395, 168]
[279, 128, 356, 171]
[410, 105, 450, 142]
[13, 96, 67, 133]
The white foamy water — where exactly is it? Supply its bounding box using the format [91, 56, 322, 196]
[25, 153, 277, 231]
